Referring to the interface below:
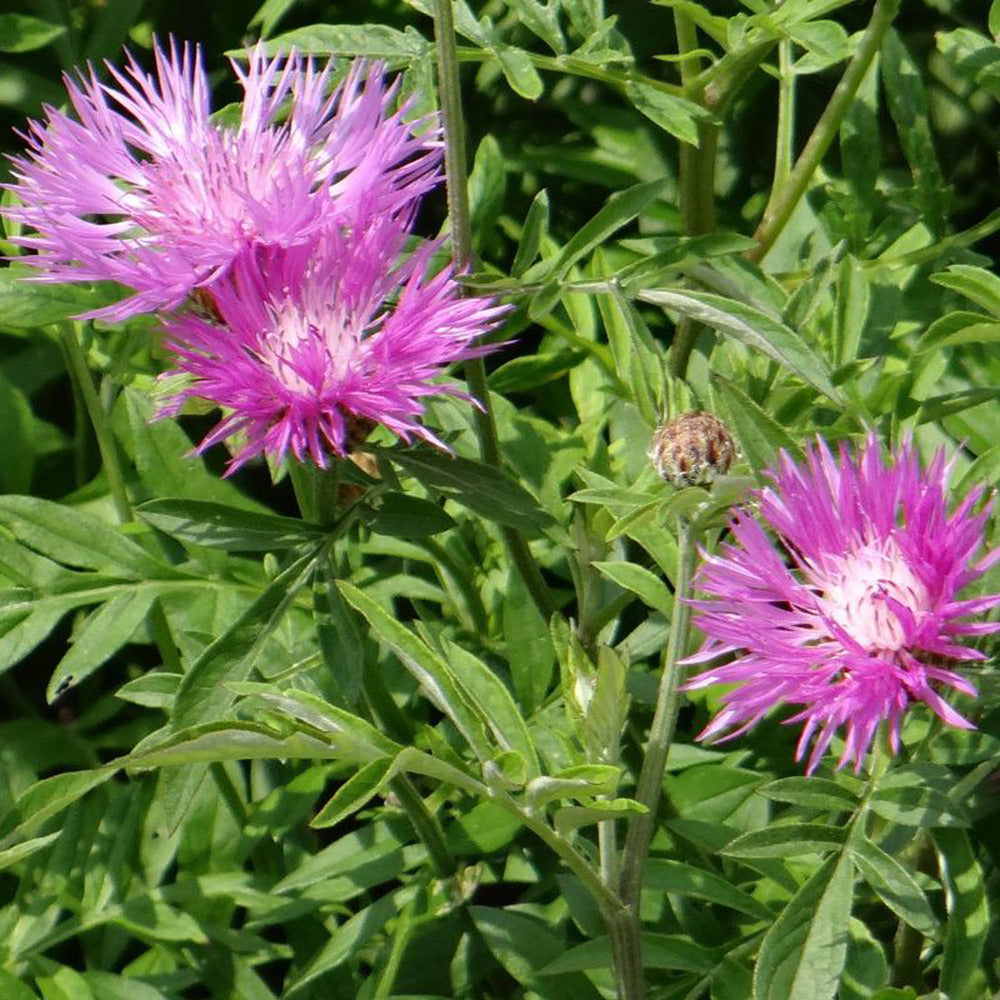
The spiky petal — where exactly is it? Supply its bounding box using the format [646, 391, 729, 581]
[158, 216, 508, 473]
[4, 39, 441, 321]
[684, 434, 1000, 773]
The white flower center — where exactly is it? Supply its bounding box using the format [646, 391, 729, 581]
[820, 538, 928, 652]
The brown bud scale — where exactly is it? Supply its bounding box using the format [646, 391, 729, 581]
[649, 410, 736, 487]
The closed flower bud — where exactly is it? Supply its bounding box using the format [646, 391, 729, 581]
[649, 411, 735, 487]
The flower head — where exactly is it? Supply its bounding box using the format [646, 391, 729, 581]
[158, 215, 507, 473]
[4, 39, 441, 321]
[684, 435, 1000, 773]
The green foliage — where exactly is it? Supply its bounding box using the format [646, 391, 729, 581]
[1, 0, 1000, 997]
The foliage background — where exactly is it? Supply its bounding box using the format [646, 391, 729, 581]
[1, 0, 1000, 998]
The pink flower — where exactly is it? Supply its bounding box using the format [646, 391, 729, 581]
[4, 39, 441, 321]
[684, 435, 1000, 773]
[158, 216, 507, 473]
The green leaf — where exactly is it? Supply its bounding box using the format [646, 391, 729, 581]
[930, 264, 1000, 317]
[443, 638, 540, 777]
[47, 589, 157, 700]
[756, 777, 858, 812]
[834, 256, 870, 365]
[502, 566, 554, 714]
[934, 828, 989, 998]
[0, 496, 183, 579]
[115, 671, 180, 709]
[723, 824, 848, 859]
[640, 288, 841, 403]
[172, 545, 322, 728]
[881, 29, 949, 236]
[494, 45, 544, 99]
[122, 721, 342, 768]
[541, 933, 719, 974]
[0, 372, 35, 494]
[512, 189, 550, 278]
[592, 560, 672, 618]
[385, 448, 553, 534]
[625, 81, 709, 145]
[871, 768, 968, 827]
[366, 492, 456, 538]
[0, 266, 117, 327]
[850, 837, 938, 936]
[644, 858, 774, 921]
[554, 797, 646, 834]
[0, 830, 60, 873]
[547, 178, 671, 282]
[311, 757, 394, 828]
[312, 562, 364, 706]
[137, 499, 323, 551]
[0, 969, 40, 1000]
[917, 310, 1000, 352]
[753, 852, 854, 1000]
[0, 13, 65, 52]
[248, 0, 299, 36]
[992, 0, 1000, 41]
[0, 768, 113, 842]
[488, 350, 588, 394]
[469, 135, 507, 254]
[257, 23, 429, 60]
[337, 580, 495, 761]
[713, 376, 804, 471]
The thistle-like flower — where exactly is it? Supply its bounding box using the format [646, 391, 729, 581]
[684, 435, 1000, 773]
[158, 215, 507, 473]
[3, 39, 441, 321]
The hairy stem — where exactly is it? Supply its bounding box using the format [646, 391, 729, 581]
[433, 0, 557, 621]
[750, 0, 901, 262]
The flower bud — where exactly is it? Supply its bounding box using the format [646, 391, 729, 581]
[649, 411, 735, 487]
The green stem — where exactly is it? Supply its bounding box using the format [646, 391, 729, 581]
[619, 516, 695, 908]
[58, 322, 132, 525]
[749, 0, 901, 263]
[773, 39, 795, 193]
[434, 0, 557, 622]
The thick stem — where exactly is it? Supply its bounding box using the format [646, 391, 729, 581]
[619, 516, 695, 908]
[773, 39, 795, 193]
[749, 0, 901, 262]
[604, 907, 646, 1000]
[433, 0, 557, 621]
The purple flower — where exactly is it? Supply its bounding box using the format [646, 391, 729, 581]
[4, 39, 441, 321]
[684, 435, 1000, 773]
[158, 215, 507, 473]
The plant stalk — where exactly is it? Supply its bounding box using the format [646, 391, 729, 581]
[433, 0, 557, 621]
[619, 516, 695, 909]
[749, 0, 901, 262]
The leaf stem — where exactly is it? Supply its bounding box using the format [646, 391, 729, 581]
[749, 0, 901, 262]
[433, 0, 557, 621]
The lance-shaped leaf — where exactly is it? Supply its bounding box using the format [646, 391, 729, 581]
[850, 836, 938, 936]
[172, 545, 323, 728]
[935, 828, 989, 998]
[338, 581, 495, 761]
[639, 288, 841, 404]
[753, 852, 854, 1000]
